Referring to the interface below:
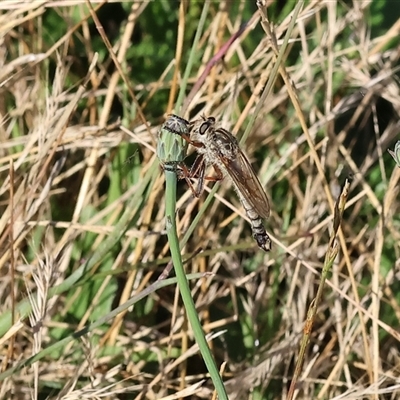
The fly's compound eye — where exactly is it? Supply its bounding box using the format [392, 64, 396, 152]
[199, 121, 210, 135]
[198, 116, 215, 135]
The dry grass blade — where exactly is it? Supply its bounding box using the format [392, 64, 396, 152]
[288, 179, 350, 400]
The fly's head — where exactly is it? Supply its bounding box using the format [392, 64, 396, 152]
[191, 115, 238, 160]
[190, 115, 216, 146]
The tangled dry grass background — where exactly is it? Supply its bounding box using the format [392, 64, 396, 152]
[0, 1, 400, 399]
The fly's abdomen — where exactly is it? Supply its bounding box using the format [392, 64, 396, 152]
[238, 190, 271, 252]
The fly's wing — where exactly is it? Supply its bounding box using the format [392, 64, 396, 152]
[219, 150, 270, 219]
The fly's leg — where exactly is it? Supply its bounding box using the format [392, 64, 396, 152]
[188, 155, 206, 197]
[188, 157, 224, 197]
[175, 156, 210, 198]
[175, 162, 199, 197]
[210, 164, 224, 181]
[177, 152, 224, 198]
[177, 132, 206, 151]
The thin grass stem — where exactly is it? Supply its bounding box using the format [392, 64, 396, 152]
[287, 179, 351, 400]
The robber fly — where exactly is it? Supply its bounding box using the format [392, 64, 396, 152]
[181, 115, 272, 252]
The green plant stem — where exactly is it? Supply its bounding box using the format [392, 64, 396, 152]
[164, 169, 228, 400]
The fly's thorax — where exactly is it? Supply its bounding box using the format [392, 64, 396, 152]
[210, 129, 239, 160]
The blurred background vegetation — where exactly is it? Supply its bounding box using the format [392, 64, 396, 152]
[0, 1, 399, 399]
